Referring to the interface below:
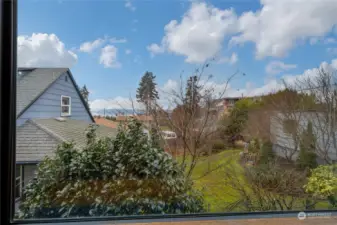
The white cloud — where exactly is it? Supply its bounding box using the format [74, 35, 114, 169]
[79, 37, 126, 53]
[217, 53, 238, 65]
[146, 1, 337, 62]
[17, 33, 77, 68]
[125, 0, 136, 11]
[90, 96, 143, 111]
[79, 38, 106, 53]
[91, 58, 337, 110]
[231, 0, 337, 59]
[125, 49, 132, 55]
[159, 58, 337, 100]
[148, 2, 238, 63]
[265, 61, 297, 75]
[327, 47, 337, 55]
[99, 45, 121, 68]
[147, 43, 165, 57]
[332, 59, 337, 69]
[110, 37, 127, 44]
[162, 79, 179, 93]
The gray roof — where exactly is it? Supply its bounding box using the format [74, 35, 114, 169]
[16, 118, 117, 163]
[16, 68, 68, 117]
[16, 68, 95, 123]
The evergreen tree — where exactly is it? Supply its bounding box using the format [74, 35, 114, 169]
[80, 85, 90, 108]
[136, 72, 159, 114]
[259, 140, 275, 165]
[184, 76, 201, 113]
[297, 121, 318, 170]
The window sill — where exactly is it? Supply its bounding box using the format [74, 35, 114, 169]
[12, 213, 337, 225]
[60, 115, 71, 117]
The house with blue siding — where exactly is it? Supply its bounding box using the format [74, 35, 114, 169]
[15, 68, 117, 200]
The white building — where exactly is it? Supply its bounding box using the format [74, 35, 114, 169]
[270, 111, 337, 164]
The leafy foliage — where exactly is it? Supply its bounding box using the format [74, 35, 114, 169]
[211, 140, 226, 151]
[18, 120, 203, 218]
[222, 98, 261, 141]
[305, 165, 337, 198]
[248, 138, 261, 153]
[261, 88, 317, 111]
[258, 141, 275, 165]
[296, 122, 318, 170]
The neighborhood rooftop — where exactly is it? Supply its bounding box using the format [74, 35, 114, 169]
[16, 118, 117, 163]
[16, 68, 68, 117]
[16, 68, 94, 122]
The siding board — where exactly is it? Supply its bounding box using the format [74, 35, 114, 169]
[17, 72, 92, 126]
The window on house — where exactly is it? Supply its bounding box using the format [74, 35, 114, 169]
[283, 119, 298, 135]
[61, 96, 71, 116]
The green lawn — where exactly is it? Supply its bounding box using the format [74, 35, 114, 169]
[177, 150, 330, 212]
[177, 150, 244, 212]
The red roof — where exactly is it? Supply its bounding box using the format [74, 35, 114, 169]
[94, 118, 118, 129]
[116, 115, 153, 122]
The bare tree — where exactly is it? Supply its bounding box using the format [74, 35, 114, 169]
[222, 161, 316, 211]
[149, 62, 244, 178]
[290, 68, 337, 163]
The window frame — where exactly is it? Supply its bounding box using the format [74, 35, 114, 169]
[60, 95, 71, 117]
[15, 165, 22, 201]
[0, 0, 336, 224]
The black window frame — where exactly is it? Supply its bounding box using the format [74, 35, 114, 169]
[0, 0, 336, 224]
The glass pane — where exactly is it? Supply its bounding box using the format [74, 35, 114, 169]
[62, 97, 70, 105]
[61, 106, 69, 114]
[15, 166, 20, 179]
[15, 0, 336, 222]
[15, 180, 21, 199]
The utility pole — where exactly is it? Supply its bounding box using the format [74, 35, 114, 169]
[104, 108, 105, 117]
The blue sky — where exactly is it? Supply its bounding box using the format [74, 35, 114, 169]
[17, 0, 337, 111]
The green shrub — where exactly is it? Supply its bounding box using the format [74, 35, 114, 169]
[246, 164, 306, 196]
[305, 164, 337, 198]
[305, 164, 337, 209]
[296, 122, 318, 170]
[297, 151, 317, 170]
[18, 120, 204, 218]
[258, 141, 275, 165]
[212, 140, 225, 151]
[248, 138, 261, 153]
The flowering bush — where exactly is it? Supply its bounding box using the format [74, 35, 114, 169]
[305, 164, 337, 208]
[305, 165, 337, 198]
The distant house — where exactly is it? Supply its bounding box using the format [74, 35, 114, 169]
[270, 111, 337, 164]
[212, 96, 262, 118]
[15, 68, 117, 200]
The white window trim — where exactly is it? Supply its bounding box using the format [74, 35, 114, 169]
[61, 95, 71, 117]
[15, 165, 23, 201]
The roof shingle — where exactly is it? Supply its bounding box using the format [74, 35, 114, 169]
[16, 118, 117, 162]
